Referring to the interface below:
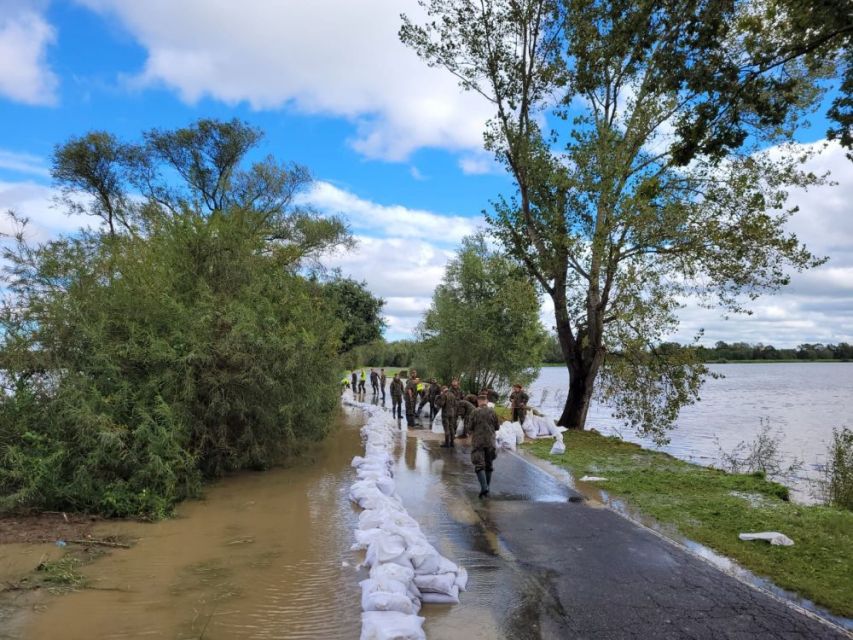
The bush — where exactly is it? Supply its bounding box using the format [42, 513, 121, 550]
[0, 120, 348, 518]
[826, 427, 853, 510]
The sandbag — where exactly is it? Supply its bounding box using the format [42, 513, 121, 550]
[360, 611, 426, 640]
[413, 572, 456, 595]
[550, 440, 566, 455]
[365, 534, 409, 568]
[420, 585, 460, 605]
[361, 578, 420, 615]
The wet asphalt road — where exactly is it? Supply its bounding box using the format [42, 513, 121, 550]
[391, 421, 848, 640]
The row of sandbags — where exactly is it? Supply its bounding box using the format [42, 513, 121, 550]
[347, 397, 468, 640]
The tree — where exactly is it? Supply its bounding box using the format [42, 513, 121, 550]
[402, 0, 841, 441]
[323, 276, 387, 353]
[418, 234, 547, 393]
[0, 120, 350, 517]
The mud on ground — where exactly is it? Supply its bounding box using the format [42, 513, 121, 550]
[0, 512, 99, 545]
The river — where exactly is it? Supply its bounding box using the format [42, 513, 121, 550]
[528, 362, 853, 500]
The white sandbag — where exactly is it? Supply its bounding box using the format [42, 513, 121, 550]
[361, 578, 420, 615]
[365, 534, 409, 567]
[496, 422, 518, 451]
[431, 410, 444, 434]
[434, 556, 459, 575]
[738, 532, 795, 546]
[579, 475, 608, 482]
[360, 611, 426, 640]
[456, 419, 466, 438]
[413, 572, 457, 595]
[454, 567, 468, 592]
[370, 563, 416, 585]
[406, 542, 442, 575]
[550, 440, 566, 455]
[419, 585, 460, 605]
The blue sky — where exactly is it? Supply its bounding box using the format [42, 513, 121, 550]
[1, 0, 851, 346]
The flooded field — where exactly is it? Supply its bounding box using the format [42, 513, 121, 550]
[0, 408, 518, 640]
[0, 413, 365, 640]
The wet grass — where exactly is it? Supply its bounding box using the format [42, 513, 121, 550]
[524, 431, 853, 618]
[37, 554, 87, 589]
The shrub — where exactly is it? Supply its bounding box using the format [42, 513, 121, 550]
[826, 427, 853, 510]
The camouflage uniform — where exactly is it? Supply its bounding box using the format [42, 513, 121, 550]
[390, 376, 404, 419]
[510, 389, 530, 424]
[466, 406, 499, 473]
[379, 371, 387, 402]
[404, 377, 418, 427]
[455, 396, 478, 438]
[351, 371, 358, 392]
[435, 389, 458, 447]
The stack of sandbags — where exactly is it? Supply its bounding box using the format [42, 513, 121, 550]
[496, 421, 526, 451]
[346, 400, 467, 639]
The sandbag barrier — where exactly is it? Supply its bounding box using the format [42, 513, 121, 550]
[344, 394, 468, 640]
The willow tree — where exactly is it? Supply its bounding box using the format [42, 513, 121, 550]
[418, 234, 547, 393]
[402, 0, 845, 441]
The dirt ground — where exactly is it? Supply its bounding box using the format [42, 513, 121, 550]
[0, 512, 99, 545]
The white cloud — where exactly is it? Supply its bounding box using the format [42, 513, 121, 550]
[670, 140, 853, 347]
[458, 152, 498, 175]
[0, 149, 50, 177]
[75, 0, 495, 161]
[303, 181, 480, 244]
[0, 180, 91, 241]
[0, 2, 58, 106]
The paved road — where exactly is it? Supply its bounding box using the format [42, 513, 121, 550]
[391, 428, 849, 640]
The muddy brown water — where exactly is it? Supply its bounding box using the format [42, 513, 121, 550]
[0, 408, 508, 640]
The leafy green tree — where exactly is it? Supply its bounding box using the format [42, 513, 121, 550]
[418, 234, 547, 393]
[323, 277, 386, 353]
[402, 0, 840, 441]
[0, 120, 349, 517]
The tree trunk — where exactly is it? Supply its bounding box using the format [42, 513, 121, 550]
[558, 360, 596, 428]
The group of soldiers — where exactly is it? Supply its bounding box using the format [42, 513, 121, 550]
[346, 368, 530, 499]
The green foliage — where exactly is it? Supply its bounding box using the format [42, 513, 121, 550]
[417, 234, 547, 393]
[826, 427, 853, 511]
[525, 432, 853, 617]
[342, 340, 420, 371]
[322, 277, 386, 353]
[0, 120, 348, 518]
[402, 0, 838, 435]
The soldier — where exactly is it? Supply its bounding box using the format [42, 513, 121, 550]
[449, 378, 462, 399]
[465, 394, 500, 498]
[428, 378, 441, 421]
[390, 372, 404, 420]
[359, 369, 367, 394]
[370, 368, 379, 395]
[416, 377, 432, 420]
[404, 373, 418, 428]
[509, 383, 529, 424]
[379, 368, 387, 403]
[455, 393, 478, 439]
[351, 370, 358, 393]
[435, 385, 458, 448]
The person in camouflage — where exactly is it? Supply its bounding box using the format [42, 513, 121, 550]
[435, 385, 458, 448]
[454, 393, 478, 439]
[379, 368, 387, 403]
[370, 368, 379, 395]
[465, 395, 500, 498]
[351, 370, 358, 394]
[404, 373, 418, 428]
[509, 383, 530, 424]
[390, 372, 404, 420]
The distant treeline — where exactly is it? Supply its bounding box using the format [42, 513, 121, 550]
[541, 335, 853, 364]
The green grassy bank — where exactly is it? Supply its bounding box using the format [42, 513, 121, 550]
[524, 432, 853, 618]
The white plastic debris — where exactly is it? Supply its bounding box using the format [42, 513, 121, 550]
[738, 532, 795, 546]
[579, 475, 608, 482]
[550, 440, 566, 455]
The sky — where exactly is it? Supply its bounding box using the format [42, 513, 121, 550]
[0, 0, 851, 347]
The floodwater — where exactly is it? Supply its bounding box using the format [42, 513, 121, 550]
[529, 362, 853, 498]
[1, 413, 365, 640]
[0, 408, 522, 640]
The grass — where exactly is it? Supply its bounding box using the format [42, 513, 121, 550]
[524, 431, 853, 618]
[37, 554, 87, 589]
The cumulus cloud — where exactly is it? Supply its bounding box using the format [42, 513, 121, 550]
[0, 2, 58, 106]
[303, 181, 480, 244]
[0, 180, 90, 241]
[670, 140, 853, 346]
[74, 0, 494, 161]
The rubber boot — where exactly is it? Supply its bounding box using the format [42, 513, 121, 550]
[485, 470, 492, 491]
[476, 470, 489, 498]
[440, 433, 449, 448]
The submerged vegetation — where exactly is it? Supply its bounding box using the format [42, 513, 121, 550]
[526, 433, 853, 617]
[0, 119, 380, 519]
